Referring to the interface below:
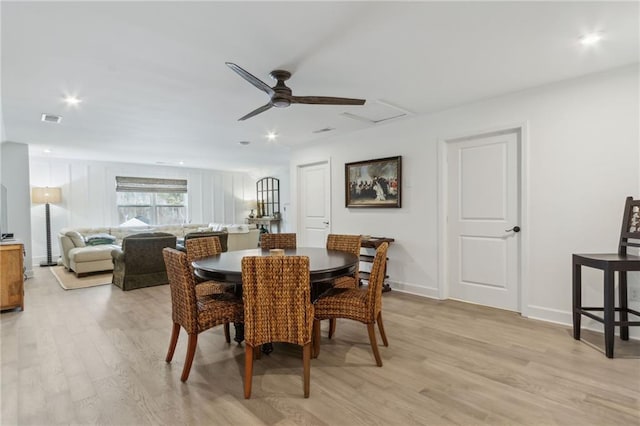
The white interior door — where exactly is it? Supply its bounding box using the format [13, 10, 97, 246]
[447, 131, 520, 312]
[298, 161, 331, 247]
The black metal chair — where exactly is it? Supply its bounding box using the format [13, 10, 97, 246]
[572, 196, 640, 357]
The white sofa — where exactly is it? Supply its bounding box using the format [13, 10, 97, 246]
[224, 224, 262, 251]
[58, 223, 260, 276]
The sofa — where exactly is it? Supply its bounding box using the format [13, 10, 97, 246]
[58, 223, 261, 276]
[111, 233, 177, 291]
[225, 225, 262, 251]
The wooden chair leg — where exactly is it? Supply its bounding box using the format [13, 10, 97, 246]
[604, 268, 615, 358]
[244, 344, 254, 399]
[312, 319, 321, 358]
[367, 323, 383, 367]
[303, 342, 311, 398]
[224, 322, 231, 343]
[166, 322, 180, 363]
[619, 271, 629, 341]
[181, 333, 198, 382]
[572, 261, 582, 340]
[376, 312, 389, 347]
[329, 319, 336, 339]
[255, 346, 262, 360]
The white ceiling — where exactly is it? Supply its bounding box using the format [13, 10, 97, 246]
[2, 1, 638, 172]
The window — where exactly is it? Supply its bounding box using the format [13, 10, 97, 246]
[115, 176, 187, 225]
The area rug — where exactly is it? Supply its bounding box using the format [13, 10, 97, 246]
[50, 266, 113, 290]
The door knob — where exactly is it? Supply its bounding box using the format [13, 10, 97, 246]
[505, 226, 521, 233]
[322, 221, 329, 225]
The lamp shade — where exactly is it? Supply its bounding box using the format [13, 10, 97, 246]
[32, 187, 62, 204]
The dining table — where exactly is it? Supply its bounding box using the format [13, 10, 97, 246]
[192, 247, 359, 349]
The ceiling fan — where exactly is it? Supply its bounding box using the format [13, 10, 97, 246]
[226, 62, 366, 121]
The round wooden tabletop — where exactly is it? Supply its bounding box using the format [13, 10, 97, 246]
[193, 247, 358, 284]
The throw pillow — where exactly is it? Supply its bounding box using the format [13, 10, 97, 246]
[85, 233, 116, 246]
[65, 231, 86, 248]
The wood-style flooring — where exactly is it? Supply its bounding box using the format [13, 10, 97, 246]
[1, 268, 639, 425]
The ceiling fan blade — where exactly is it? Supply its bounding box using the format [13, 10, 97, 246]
[226, 62, 275, 96]
[238, 103, 273, 121]
[289, 96, 366, 106]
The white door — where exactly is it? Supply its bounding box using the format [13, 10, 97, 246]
[298, 161, 331, 247]
[447, 131, 520, 311]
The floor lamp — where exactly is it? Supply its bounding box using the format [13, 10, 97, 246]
[32, 186, 62, 267]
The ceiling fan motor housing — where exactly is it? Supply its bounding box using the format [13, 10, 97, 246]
[270, 70, 293, 107]
[272, 96, 291, 108]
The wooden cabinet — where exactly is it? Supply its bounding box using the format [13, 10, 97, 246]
[0, 242, 24, 311]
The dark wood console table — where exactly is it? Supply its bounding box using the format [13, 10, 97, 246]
[360, 237, 394, 292]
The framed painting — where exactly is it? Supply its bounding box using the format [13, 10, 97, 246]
[345, 156, 401, 208]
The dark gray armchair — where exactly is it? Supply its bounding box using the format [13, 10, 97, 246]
[111, 232, 176, 291]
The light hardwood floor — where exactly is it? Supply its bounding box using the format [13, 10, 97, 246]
[1, 268, 639, 425]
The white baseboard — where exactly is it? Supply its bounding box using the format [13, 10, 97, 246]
[525, 304, 572, 326]
[522, 304, 640, 340]
[384, 293, 640, 340]
[388, 280, 440, 299]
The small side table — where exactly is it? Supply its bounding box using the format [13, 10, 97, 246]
[360, 237, 394, 292]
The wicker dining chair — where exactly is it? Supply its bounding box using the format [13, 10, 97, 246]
[260, 233, 297, 250]
[326, 234, 361, 289]
[162, 248, 244, 382]
[186, 236, 233, 297]
[325, 234, 362, 337]
[241, 256, 314, 398]
[313, 242, 389, 366]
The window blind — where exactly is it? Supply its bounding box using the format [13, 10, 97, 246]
[115, 176, 187, 193]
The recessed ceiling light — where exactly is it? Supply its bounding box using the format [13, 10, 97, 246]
[580, 32, 602, 46]
[43, 149, 51, 153]
[178, 161, 184, 165]
[63, 95, 82, 106]
[266, 132, 278, 141]
[238, 141, 251, 146]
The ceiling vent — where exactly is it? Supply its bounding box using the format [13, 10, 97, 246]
[41, 113, 62, 124]
[341, 100, 412, 124]
[312, 127, 335, 134]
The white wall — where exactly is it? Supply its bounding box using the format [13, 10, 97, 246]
[290, 65, 640, 335]
[1, 142, 33, 275]
[29, 157, 258, 264]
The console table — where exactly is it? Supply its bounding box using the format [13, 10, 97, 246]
[246, 217, 281, 234]
[360, 236, 394, 292]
